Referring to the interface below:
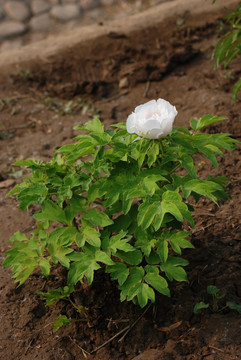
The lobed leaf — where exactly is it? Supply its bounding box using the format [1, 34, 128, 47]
[190, 114, 226, 131]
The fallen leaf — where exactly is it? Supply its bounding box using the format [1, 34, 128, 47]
[158, 320, 182, 333]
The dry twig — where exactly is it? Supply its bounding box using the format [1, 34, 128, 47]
[118, 302, 152, 342]
[90, 325, 129, 354]
[68, 336, 91, 358]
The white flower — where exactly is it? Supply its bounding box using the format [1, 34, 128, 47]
[126, 98, 178, 139]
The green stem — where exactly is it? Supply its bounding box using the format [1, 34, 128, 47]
[168, 161, 181, 176]
[159, 140, 164, 157]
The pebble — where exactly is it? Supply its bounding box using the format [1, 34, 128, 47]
[0, 38, 22, 51]
[4, 1, 30, 22]
[100, 0, 114, 5]
[50, 4, 81, 21]
[0, 179, 15, 189]
[80, 0, 100, 10]
[31, 0, 51, 15]
[29, 13, 51, 31]
[119, 77, 129, 89]
[0, 0, 148, 49]
[0, 21, 27, 38]
[0, 8, 4, 20]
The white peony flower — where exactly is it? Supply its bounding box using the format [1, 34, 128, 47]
[126, 98, 178, 139]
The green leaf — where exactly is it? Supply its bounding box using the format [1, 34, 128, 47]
[108, 232, 135, 253]
[190, 118, 198, 130]
[2, 233, 41, 286]
[108, 214, 132, 233]
[147, 142, 160, 167]
[75, 117, 104, 133]
[137, 283, 155, 307]
[122, 191, 135, 215]
[161, 261, 188, 282]
[13, 159, 41, 167]
[135, 232, 156, 257]
[142, 175, 166, 195]
[156, 239, 169, 263]
[49, 246, 73, 269]
[68, 253, 100, 285]
[197, 145, 219, 168]
[39, 257, 51, 277]
[207, 285, 218, 295]
[64, 196, 86, 224]
[179, 154, 197, 178]
[116, 249, 142, 265]
[34, 200, 69, 225]
[145, 250, 161, 265]
[232, 77, 241, 103]
[84, 208, 113, 227]
[106, 262, 129, 286]
[103, 183, 120, 207]
[119, 267, 144, 300]
[182, 179, 224, 204]
[145, 272, 170, 297]
[166, 256, 189, 266]
[95, 250, 114, 265]
[56, 137, 97, 165]
[38, 286, 74, 306]
[88, 178, 106, 203]
[190, 114, 226, 131]
[17, 183, 48, 210]
[80, 226, 101, 248]
[137, 201, 160, 229]
[53, 315, 71, 331]
[127, 282, 154, 307]
[153, 192, 184, 230]
[8, 231, 28, 243]
[227, 301, 241, 314]
[168, 231, 194, 255]
[47, 228, 75, 266]
[13, 261, 39, 286]
[90, 132, 111, 145]
[193, 302, 209, 314]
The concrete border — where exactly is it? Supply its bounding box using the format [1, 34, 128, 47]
[0, 0, 239, 72]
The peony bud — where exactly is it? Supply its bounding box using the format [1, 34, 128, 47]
[126, 98, 178, 139]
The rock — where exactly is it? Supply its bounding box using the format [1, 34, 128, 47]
[4, 1, 30, 22]
[119, 77, 129, 89]
[100, 0, 114, 5]
[50, 4, 81, 21]
[0, 8, 5, 20]
[0, 21, 27, 38]
[0, 179, 15, 189]
[0, 38, 22, 52]
[29, 13, 51, 31]
[79, 0, 100, 10]
[31, 0, 51, 15]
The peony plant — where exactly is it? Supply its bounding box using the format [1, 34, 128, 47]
[3, 98, 238, 309]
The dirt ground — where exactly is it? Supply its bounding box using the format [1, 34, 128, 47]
[0, 3, 241, 360]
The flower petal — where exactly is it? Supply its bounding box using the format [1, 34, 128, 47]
[126, 113, 136, 133]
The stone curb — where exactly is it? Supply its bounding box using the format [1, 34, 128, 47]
[0, 0, 239, 74]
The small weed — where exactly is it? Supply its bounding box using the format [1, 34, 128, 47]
[194, 285, 241, 314]
[43, 96, 100, 117]
[0, 130, 14, 140]
[37, 285, 88, 330]
[17, 69, 30, 81]
[53, 315, 71, 331]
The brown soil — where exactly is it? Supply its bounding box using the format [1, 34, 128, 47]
[0, 4, 241, 360]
